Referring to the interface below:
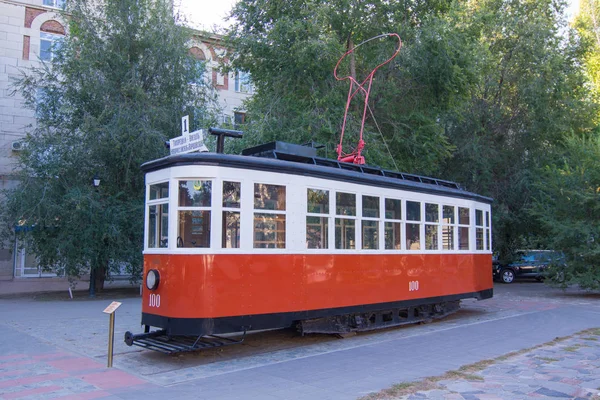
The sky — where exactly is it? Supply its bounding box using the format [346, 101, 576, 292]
[176, 0, 581, 32]
[175, 0, 237, 31]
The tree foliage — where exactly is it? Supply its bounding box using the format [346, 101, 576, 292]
[575, 0, 600, 100]
[0, 0, 216, 288]
[225, 0, 474, 174]
[440, 0, 597, 258]
[532, 133, 600, 290]
[227, 0, 599, 269]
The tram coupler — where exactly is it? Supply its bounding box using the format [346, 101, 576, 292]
[124, 329, 167, 346]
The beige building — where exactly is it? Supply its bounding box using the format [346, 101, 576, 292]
[0, 0, 252, 289]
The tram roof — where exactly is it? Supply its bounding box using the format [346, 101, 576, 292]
[141, 151, 493, 204]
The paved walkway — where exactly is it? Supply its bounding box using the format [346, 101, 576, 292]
[0, 283, 599, 399]
[370, 330, 600, 399]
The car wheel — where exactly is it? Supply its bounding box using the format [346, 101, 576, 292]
[535, 276, 544, 282]
[501, 269, 515, 284]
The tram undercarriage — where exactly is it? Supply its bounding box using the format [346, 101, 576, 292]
[125, 299, 463, 354]
[298, 300, 460, 335]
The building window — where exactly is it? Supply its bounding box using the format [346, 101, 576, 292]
[188, 47, 208, 85]
[234, 71, 253, 93]
[40, 32, 62, 61]
[215, 72, 225, 86]
[253, 183, 286, 248]
[306, 189, 329, 249]
[234, 111, 246, 126]
[178, 180, 212, 248]
[222, 181, 241, 248]
[43, 0, 65, 9]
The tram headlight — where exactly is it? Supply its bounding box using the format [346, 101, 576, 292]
[146, 269, 160, 291]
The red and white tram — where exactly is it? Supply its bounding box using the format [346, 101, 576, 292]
[125, 141, 493, 353]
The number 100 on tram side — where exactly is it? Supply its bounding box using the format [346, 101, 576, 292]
[125, 141, 493, 353]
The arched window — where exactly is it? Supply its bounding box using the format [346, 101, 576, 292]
[188, 46, 208, 84]
[39, 21, 65, 61]
[189, 47, 206, 60]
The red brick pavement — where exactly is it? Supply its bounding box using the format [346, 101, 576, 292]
[0, 352, 148, 399]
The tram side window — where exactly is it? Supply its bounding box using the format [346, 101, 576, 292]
[254, 183, 286, 248]
[425, 203, 439, 250]
[147, 183, 169, 249]
[442, 205, 455, 250]
[406, 201, 421, 250]
[486, 211, 491, 251]
[362, 195, 379, 250]
[223, 181, 241, 248]
[306, 189, 329, 249]
[458, 207, 470, 250]
[335, 192, 356, 249]
[385, 198, 402, 250]
[475, 210, 484, 250]
[178, 180, 211, 248]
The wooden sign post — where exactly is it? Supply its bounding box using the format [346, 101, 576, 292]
[103, 301, 122, 368]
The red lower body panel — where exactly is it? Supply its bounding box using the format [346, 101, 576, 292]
[142, 253, 492, 319]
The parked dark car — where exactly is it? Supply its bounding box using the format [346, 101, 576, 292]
[493, 250, 565, 284]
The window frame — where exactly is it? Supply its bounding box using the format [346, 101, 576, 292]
[335, 191, 357, 250]
[457, 206, 471, 251]
[146, 181, 170, 250]
[40, 32, 63, 61]
[424, 202, 440, 251]
[306, 188, 331, 250]
[234, 70, 253, 94]
[222, 180, 242, 249]
[253, 183, 287, 249]
[177, 179, 213, 249]
[361, 194, 381, 250]
[43, 0, 65, 9]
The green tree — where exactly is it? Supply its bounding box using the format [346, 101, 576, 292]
[575, 0, 600, 100]
[1, 0, 217, 292]
[225, 0, 472, 174]
[528, 0, 600, 289]
[440, 0, 596, 258]
[532, 133, 600, 290]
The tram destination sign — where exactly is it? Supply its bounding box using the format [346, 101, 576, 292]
[170, 129, 208, 156]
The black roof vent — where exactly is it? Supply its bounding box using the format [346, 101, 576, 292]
[242, 141, 317, 159]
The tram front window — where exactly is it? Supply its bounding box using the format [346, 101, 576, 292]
[178, 180, 212, 248]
